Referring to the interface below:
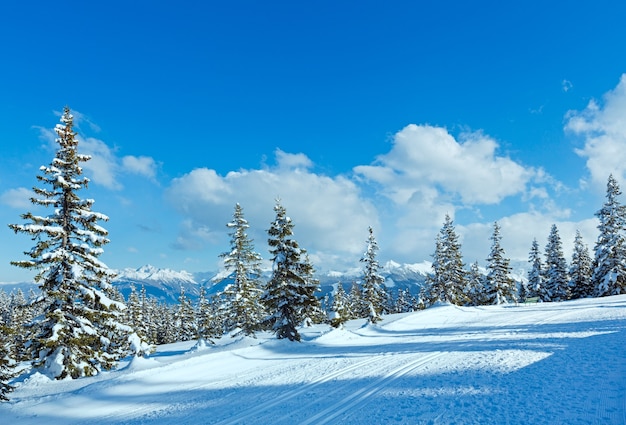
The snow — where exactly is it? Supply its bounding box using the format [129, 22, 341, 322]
[2, 295, 626, 424]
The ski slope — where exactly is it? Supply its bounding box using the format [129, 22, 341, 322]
[2, 295, 625, 424]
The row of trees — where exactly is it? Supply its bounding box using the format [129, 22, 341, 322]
[419, 174, 626, 307]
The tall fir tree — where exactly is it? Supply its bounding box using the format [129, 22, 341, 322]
[218, 203, 265, 336]
[464, 261, 487, 306]
[261, 200, 321, 341]
[348, 281, 365, 319]
[592, 174, 626, 296]
[0, 324, 16, 402]
[485, 222, 517, 304]
[8, 107, 144, 379]
[422, 215, 467, 306]
[360, 227, 386, 323]
[174, 288, 197, 341]
[569, 230, 593, 299]
[527, 238, 543, 300]
[543, 224, 570, 302]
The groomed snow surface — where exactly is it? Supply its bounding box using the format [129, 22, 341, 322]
[3, 295, 626, 424]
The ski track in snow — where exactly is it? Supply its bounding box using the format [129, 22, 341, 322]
[2, 296, 626, 424]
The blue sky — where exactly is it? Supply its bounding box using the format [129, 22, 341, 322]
[2, 1, 626, 281]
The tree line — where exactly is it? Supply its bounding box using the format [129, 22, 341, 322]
[420, 173, 626, 308]
[2, 107, 626, 401]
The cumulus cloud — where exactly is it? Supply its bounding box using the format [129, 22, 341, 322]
[165, 149, 378, 269]
[354, 124, 535, 205]
[566, 74, 626, 187]
[122, 155, 158, 180]
[79, 136, 122, 190]
[0, 187, 33, 209]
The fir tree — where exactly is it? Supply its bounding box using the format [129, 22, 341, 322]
[0, 324, 16, 401]
[329, 283, 351, 328]
[592, 174, 626, 296]
[218, 203, 265, 336]
[543, 224, 570, 302]
[348, 281, 365, 319]
[9, 107, 143, 379]
[527, 238, 543, 300]
[174, 288, 197, 341]
[196, 286, 221, 342]
[360, 227, 386, 323]
[261, 200, 321, 341]
[569, 230, 593, 299]
[422, 215, 467, 306]
[465, 261, 487, 306]
[485, 222, 517, 304]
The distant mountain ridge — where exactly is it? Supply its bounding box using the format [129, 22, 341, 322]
[112, 261, 433, 304]
[1, 260, 528, 305]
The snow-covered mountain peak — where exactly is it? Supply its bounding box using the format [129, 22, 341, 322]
[116, 265, 196, 284]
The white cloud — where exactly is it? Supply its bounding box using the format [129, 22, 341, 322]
[354, 124, 535, 206]
[566, 74, 626, 187]
[165, 149, 378, 270]
[122, 155, 158, 180]
[0, 187, 33, 209]
[274, 149, 313, 170]
[79, 136, 122, 190]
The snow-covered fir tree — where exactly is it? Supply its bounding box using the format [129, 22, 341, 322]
[154, 302, 177, 345]
[464, 261, 487, 306]
[422, 215, 467, 306]
[329, 283, 351, 328]
[125, 285, 147, 340]
[527, 238, 543, 300]
[592, 174, 626, 296]
[9, 108, 146, 379]
[485, 222, 517, 304]
[261, 200, 322, 341]
[0, 324, 16, 402]
[348, 281, 365, 319]
[196, 286, 222, 342]
[569, 230, 593, 299]
[543, 224, 570, 302]
[218, 203, 265, 336]
[174, 288, 197, 341]
[360, 227, 386, 323]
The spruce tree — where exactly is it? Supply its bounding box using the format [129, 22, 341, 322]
[422, 215, 467, 306]
[360, 227, 386, 323]
[218, 204, 265, 336]
[485, 222, 517, 304]
[0, 324, 16, 401]
[329, 283, 351, 328]
[527, 238, 543, 300]
[592, 174, 626, 296]
[9, 107, 143, 379]
[261, 200, 321, 341]
[465, 261, 487, 306]
[569, 230, 593, 299]
[543, 224, 570, 302]
[348, 281, 365, 319]
[174, 288, 197, 341]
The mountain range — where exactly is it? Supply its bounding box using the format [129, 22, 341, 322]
[1, 260, 529, 304]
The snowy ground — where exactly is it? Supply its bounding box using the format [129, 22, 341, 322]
[2, 295, 626, 425]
